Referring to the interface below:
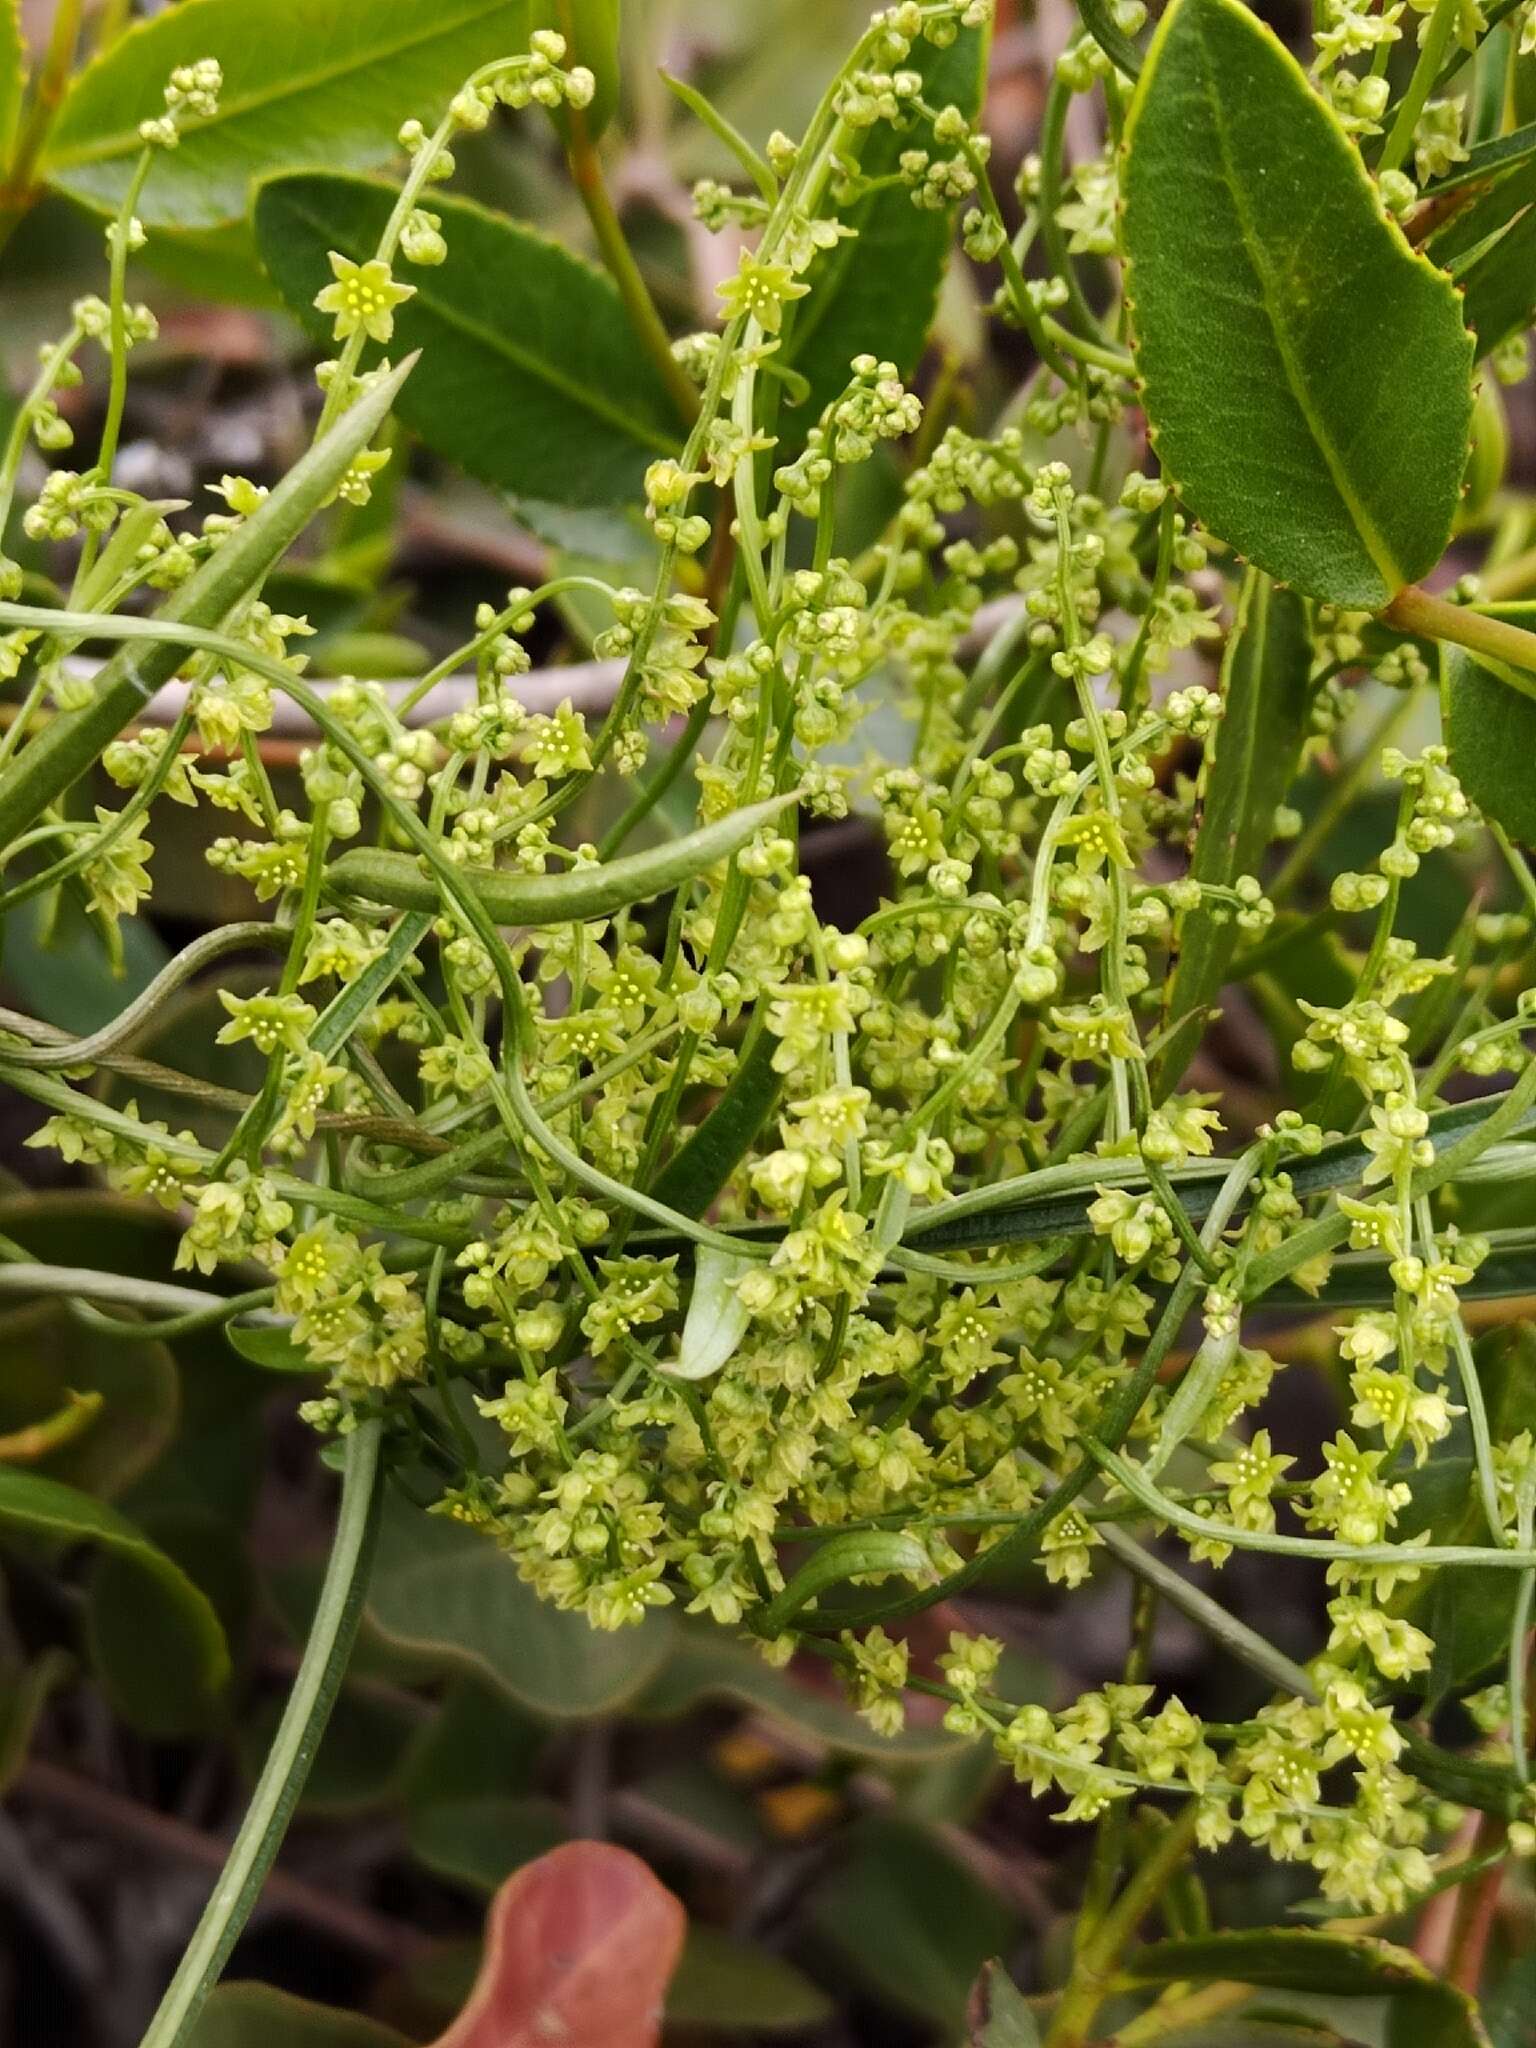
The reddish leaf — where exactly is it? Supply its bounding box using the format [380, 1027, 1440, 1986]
[428, 1841, 686, 2048]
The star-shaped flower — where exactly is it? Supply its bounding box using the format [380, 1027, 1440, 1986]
[314, 253, 414, 345]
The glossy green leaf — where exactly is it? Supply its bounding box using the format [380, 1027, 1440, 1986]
[665, 1927, 833, 2034]
[785, 22, 987, 422]
[44, 0, 533, 229]
[806, 1815, 1018, 2029]
[1442, 603, 1536, 844]
[408, 1794, 568, 1891]
[967, 1960, 1041, 2047]
[1124, 1930, 1492, 2048]
[364, 1491, 673, 1718]
[1158, 570, 1312, 1093]
[188, 1985, 407, 2048]
[0, 0, 24, 168]
[531, 0, 620, 140]
[255, 173, 677, 506]
[1121, 0, 1473, 607]
[0, 1465, 229, 1713]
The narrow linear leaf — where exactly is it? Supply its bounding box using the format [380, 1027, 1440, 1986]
[1441, 602, 1536, 844]
[43, 0, 533, 229]
[1457, 199, 1536, 356]
[649, 1023, 781, 1219]
[1158, 570, 1312, 1093]
[0, 1465, 229, 1709]
[0, 1647, 71, 1796]
[783, 21, 987, 422]
[254, 172, 677, 507]
[1121, 0, 1473, 607]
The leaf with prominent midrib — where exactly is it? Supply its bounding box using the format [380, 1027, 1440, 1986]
[1121, 0, 1473, 608]
[1158, 569, 1312, 1094]
[255, 173, 679, 507]
[43, 0, 532, 230]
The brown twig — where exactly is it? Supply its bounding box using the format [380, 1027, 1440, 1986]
[16, 1759, 429, 1965]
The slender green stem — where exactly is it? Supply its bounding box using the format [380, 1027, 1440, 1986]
[1379, 0, 1464, 175]
[565, 114, 699, 428]
[1385, 584, 1536, 691]
[137, 1418, 384, 2048]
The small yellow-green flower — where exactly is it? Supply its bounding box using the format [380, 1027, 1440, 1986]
[314, 253, 415, 345]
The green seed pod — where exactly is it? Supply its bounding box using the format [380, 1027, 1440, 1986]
[327, 790, 800, 928]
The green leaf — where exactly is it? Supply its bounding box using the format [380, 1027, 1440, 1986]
[43, 0, 533, 230]
[805, 1815, 1018, 2029]
[649, 1021, 781, 1219]
[1463, 217, 1536, 358]
[1121, 0, 1473, 607]
[364, 1490, 673, 1718]
[187, 1984, 408, 2048]
[0, 0, 24, 169]
[0, 1465, 229, 1716]
[254, 172, 678, 507]
[1441, 603, 1536, 844]
[85, 1506, 247, 1737]
[671, 1246, 754, 1380]
[784, 22, 987, 422]
[408, 1794, 568, 1891]
[1123, 1930, 1492, 2048]
[967, 1960, 1041, 2047]
[531, 0, 621, 140]
[665, 1926, 833, 2035]
[1158, 570, 1312, 1094]
[225, 1320, 320, 1374]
